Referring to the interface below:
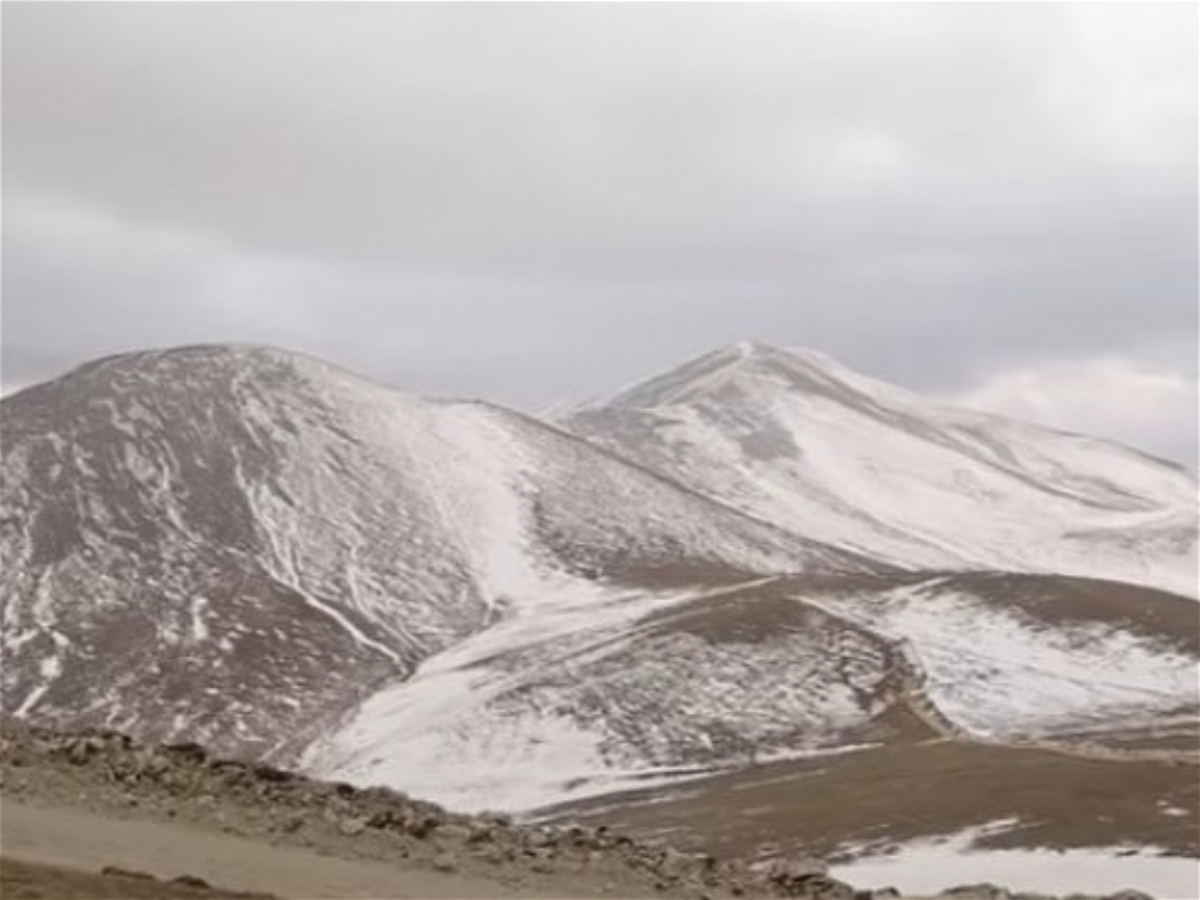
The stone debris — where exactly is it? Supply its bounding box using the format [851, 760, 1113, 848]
[0, 721, 1171, 900]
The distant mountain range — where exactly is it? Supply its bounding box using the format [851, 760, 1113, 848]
[2, 342, 1196, 858]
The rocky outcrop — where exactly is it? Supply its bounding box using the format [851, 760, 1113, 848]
[0, 720, 862, 899]
[0, 721, 1172, 900]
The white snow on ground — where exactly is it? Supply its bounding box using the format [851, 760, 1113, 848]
[300, 580, 692, 811]
[302, 577, 891, 813]
[831, 823, 1200, 898]
[809, 580, 1199, 740]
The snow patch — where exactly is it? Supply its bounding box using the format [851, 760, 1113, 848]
[808, 583, 1198, 740]
[831, 824, 1199, 898]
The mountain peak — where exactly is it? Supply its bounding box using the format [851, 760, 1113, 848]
[564, 340, 1198, 599]
[581, 342, 855, 413]
[726, 339, 779, 359]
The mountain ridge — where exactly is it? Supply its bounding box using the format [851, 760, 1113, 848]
[1, 340, 1195, 869]
[0, 343, 874, 760]
[563, 341, 1196, 597]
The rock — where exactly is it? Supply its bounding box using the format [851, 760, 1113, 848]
[528, 847, 556, 866]
[432, 852, 457, 873]
[275, 813, 305, 833]
[66, 737, 102, 765]
[171, 874, 212, 889]
[481, 845, 513, 865]
[434, 823, 474, 844]
[467, 822, 496, 845]
[163, 741, 209, 766]
[339, 816, 367, 837]
[769, 857, 829, 881]
[564, 825, 592, 847]
[407, 814, 441, 839]
[658, 847, 701, 881]
[141, 752, 171, 778]
[363, 784, 409, 804]
[766, 857, 839, 896]
[793, 874, 857, 899]
[941, 885, 1012, 900]
[251, 762, 295, 784]
[93, 730, 133, 752]
[365, 810, 397, 829]
[525, 827, 558, 849]
[1105, 892, 1154, 900]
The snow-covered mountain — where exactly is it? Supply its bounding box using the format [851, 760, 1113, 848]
[564, 342, 1198, 598]
[1, 342, 1195, 859]
[0, 345, 866, 759]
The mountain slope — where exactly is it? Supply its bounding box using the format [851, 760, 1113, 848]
[0, 345, 868, 759]
[300, 576, 900, 812]
[1, 342, 1194, 862]
[304, 569, 1198, 816]
[563, 342, 1198, 597]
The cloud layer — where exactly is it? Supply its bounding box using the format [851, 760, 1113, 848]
[2, 3, 1196, 462]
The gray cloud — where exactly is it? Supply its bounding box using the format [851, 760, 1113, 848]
[2, 2, 1196, 462]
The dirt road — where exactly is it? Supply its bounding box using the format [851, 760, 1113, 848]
[1, 801, 556, 899]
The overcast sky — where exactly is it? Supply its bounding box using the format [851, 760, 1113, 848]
[2, 2, 1197, 464]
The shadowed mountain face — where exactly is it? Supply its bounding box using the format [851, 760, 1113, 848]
[1, 342, 1196, 863]
[564, 342, 1198, 598]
